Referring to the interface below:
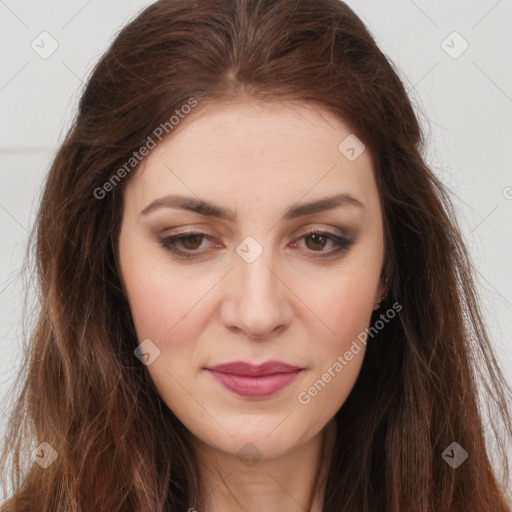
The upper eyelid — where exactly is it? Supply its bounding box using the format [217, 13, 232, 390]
[165, 225, 348, 239]
[162, 228, 351, 249]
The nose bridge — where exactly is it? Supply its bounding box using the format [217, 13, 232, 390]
[236, 231, 280, 298]
[240, 251, 278, 302]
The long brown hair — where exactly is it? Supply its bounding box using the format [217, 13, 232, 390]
[1, 0, 511, 510]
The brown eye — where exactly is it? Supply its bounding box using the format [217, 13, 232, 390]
[292, 229, 355, 259]
[160, 230, 217, 259]
[304, 232, 328, 251]
[161, 229, 354, 261]
[180, 234, 205, 250]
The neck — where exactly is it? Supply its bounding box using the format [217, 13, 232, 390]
[191, 418, 336, 512]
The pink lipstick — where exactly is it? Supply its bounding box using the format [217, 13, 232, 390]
[205, 361, 303, 398]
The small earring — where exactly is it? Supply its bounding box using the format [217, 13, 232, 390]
[373, 277, 389, 310]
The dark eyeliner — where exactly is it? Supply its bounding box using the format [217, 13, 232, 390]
[159, 230, 216, 260]
[293, 230, 355, 259]
[159, 229, 355, 260]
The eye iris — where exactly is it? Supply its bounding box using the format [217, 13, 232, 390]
[181, 234, 203, 250]
[305, 233, 327, 251]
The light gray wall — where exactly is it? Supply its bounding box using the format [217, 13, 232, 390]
[1, 0, 511, 498]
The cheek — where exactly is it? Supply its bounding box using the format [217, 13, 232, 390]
[305, 269, 378, 353]
[118, 235, 207, 399]
[121, 277, 218, 444]
[119, 232, 201, 343]
[121, 267, 205, 421]
[122, 270, 206, 388]
[289, 289, 376, 441]
[296, 266, 379, 410]
[123, 275, 191, 341]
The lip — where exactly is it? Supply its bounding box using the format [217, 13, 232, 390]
[205, 360, 304, 398]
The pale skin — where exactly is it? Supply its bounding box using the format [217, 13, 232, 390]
[117, 99, 386, 512]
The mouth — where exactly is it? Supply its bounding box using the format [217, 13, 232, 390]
[205, 360, 304, 399]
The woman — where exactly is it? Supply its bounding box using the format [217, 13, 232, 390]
[1, 0, 511, 510]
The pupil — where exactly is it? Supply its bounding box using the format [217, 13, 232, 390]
[307, 233, 325, 250]
[183, 235, 202, 249]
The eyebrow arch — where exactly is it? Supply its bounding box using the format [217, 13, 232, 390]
[139, 192, 366, 221]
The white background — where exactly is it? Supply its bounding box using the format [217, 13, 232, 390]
[1, 0, 511, 498]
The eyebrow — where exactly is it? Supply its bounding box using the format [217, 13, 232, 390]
[139, 192, 366, 221]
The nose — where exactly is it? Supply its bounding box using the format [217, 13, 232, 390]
[220, 250, 293, 340]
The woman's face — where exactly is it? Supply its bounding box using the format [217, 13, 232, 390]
[118, 100, 385, 462]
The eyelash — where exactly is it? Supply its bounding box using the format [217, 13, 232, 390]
[159, 229, 355, 260]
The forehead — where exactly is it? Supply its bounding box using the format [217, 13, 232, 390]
[124, 100, 378, 214]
